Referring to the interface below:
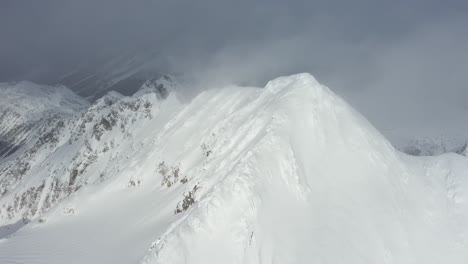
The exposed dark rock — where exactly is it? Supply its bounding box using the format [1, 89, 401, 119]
[175, 184, 199, 214]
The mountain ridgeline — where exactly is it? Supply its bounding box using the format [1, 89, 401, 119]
[0, 74, 467, 264]
[0, 75, 176, 222]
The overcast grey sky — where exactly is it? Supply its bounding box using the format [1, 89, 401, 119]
[1, 0, 467, 139]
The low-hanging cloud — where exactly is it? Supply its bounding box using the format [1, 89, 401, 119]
[1, 0, 467, 139]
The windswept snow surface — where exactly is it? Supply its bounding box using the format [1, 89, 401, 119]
[0, 74, 467, 263]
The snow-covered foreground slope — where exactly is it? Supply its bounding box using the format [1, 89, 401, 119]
[0, 74, 467, 264]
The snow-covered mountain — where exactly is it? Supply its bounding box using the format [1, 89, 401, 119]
[0, 81, 89, 158]
[0, 74, 467, 263]
[0, 75, 176, 221]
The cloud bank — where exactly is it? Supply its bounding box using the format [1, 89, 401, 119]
[1, 0, 467, 138]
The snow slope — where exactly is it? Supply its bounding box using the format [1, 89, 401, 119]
[0, 74, 467, 263]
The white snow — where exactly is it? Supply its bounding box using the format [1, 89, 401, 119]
[0, 73, 467, 263]
[0, 81, 89, 117]
[0, 81, 89, 135]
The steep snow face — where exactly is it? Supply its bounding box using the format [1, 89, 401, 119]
[0, 74, 467, 264]
[140, 74, 468, 264]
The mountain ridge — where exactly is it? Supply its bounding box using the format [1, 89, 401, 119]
[0, 73, 467, 263]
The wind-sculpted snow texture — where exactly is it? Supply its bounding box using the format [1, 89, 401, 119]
[0, 74, 467, 264]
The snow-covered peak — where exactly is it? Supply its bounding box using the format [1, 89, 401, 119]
[264, 72, 321, 94]
[90, 90, 124, 109]
[133, 74, 179, 99]
[0, 81, 88, 120]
